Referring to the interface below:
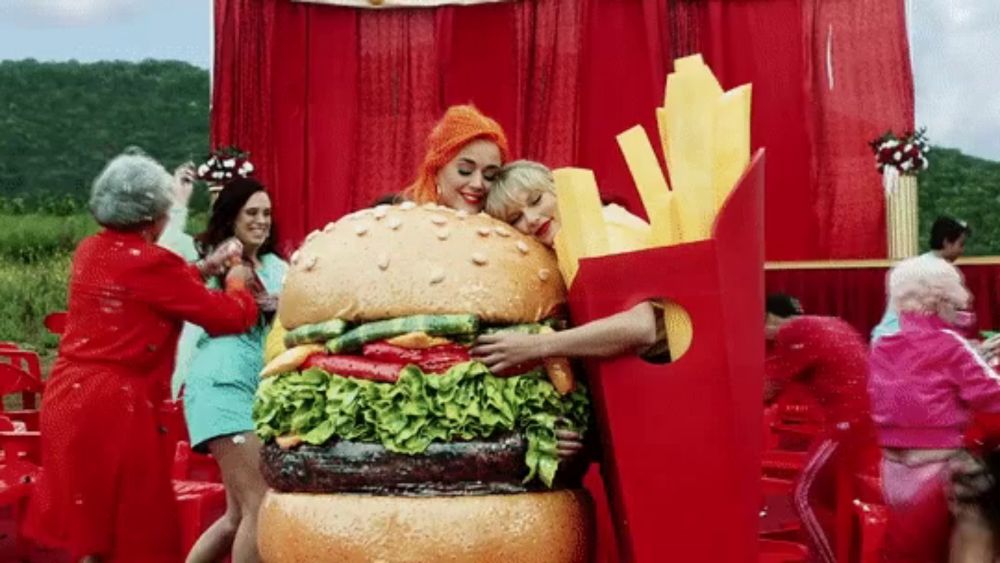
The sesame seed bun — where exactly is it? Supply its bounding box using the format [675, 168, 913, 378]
[277, 203, 566, 328]
[257, 490, 594, 563]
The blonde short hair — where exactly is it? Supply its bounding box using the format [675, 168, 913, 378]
[485, 160, 553, 222]
[888, 254, 969, 315]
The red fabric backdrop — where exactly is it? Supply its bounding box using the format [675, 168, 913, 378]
[211, 0, 914, 259]
[766, 262, 1000, 339]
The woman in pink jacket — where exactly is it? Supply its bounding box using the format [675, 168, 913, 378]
[869, 255, 998, 562]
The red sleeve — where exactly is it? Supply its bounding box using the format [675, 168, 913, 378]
[766, 319, 820, 386]
[132, 248, 259, 336]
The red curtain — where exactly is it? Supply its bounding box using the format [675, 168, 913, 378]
[212, 0, 913, 258]
[211, 0, 701, 252]
[701, 0, 914, 260]
[767, 262, 1000, 339]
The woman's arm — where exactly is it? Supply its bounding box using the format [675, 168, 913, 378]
[136, 250, 260, 336]
[157, 163, 200, 261]
[471, 302, 658, 373]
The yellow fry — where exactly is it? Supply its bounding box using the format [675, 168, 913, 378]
[712, 84, 752, 212]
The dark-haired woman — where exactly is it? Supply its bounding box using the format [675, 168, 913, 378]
[182, 178, 287, 563]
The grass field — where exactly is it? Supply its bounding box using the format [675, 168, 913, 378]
[0, 211, 204, 354]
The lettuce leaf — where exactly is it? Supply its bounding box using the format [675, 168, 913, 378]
[252, 361, 590, 487]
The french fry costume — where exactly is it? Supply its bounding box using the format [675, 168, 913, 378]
[556, 55, 764, 561]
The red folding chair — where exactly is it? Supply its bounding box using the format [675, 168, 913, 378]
[171, 441, 226, 556]
[0, 416, 41, 561]
[759, 538, 810, 563]
[0, 362, 43, 431]
[851, 500, 888, 563]
[42, 313, 67, 337]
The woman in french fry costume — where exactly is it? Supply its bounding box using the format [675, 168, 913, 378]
[471, 160, 668, 367]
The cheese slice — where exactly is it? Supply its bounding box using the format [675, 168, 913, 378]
[260, 344, 325, 378]
[386, 331, 453, 349]
[264, 319, 289, 363]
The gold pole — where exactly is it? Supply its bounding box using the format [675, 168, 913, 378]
[886, 175, 919, 259]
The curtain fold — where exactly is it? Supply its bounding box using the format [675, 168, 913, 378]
[766, 262, 1000, 339]
[211, 0, 914, 258]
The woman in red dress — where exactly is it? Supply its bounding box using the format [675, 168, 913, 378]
[24, 151, 260, 563]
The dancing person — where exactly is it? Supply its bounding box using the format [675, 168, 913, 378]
[24, 151, 259, 563]
[869, 255, 1000, 562]
[764, 294, 880, 563]
[182, 178, 287, 563]
[871, 216, 971, 343]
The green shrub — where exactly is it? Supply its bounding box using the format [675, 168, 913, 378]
[0, 253, 71, 351]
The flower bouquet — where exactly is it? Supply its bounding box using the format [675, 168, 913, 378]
[870, 128, 928, 258]
[196, 146, 255, 192]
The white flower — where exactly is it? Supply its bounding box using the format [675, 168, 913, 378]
[903, 143, 912, 152]
[900, 160, 912, 171]
[212, 171, 224, 179]
[223, 158, 237, 168]
[197, 164, 210, 176]
[208, 156, 218, 166]
[245, 162, 254, 172]
[885, 139, 900, 148]
[922, 159, 929, 170]
[893, 151, 903, 161]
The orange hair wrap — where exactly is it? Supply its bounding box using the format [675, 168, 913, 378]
[404, 105, 510, 204]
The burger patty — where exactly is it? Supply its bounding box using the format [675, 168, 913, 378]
[261, 433, 589, 496]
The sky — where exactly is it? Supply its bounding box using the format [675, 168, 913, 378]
[0, 0, 212, 69]
[0, 0, 997, 161]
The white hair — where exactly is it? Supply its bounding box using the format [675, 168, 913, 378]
[888, 254, 969, 315]
[89, 151, 173, 229]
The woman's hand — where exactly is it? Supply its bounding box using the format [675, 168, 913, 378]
[224, 262, 256, 292]
[172, 162, 196, 207]
[199, 238, 244, 277]
[555, 428, 585, 461]
[978, 334, 1000, 365]
[256, 293, 280, 313]
[470, 332, 548, 374]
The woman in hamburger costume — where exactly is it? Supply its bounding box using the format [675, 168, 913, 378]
[262, 105, 508, 363]
[182, 178, 286, 563]
[252, 118, 596, 561]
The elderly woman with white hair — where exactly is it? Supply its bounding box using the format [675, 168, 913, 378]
[24, 150, 261, 563]
[869, 255, 1000, 563]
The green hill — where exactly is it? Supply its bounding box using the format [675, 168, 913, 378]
[0, 58, 210, 212]
[919, 146, 1000, 255]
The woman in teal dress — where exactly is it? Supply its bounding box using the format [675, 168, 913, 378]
[182, 178, 287, 563]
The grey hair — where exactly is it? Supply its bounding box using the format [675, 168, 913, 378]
[485, 160, 554, 222]
[89, 151, 173, 229]
[888, 254, 969, 315]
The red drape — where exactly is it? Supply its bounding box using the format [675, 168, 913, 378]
[211, 0, 703, 252]
[702, 0, 914, 260]
[212, 0, 913, 260]
[766, 262, 1000, 338]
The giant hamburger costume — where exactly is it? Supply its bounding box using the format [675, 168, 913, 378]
[254, 202, 593, 562]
